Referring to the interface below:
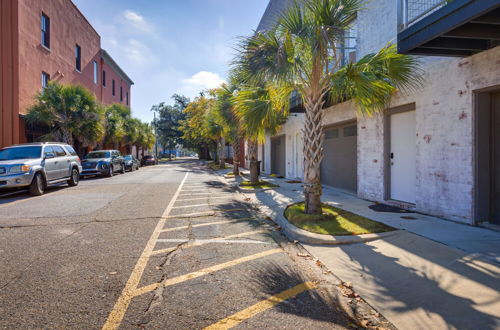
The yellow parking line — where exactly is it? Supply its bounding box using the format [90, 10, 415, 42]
[204, 282, 317, 330]
[133, 248, 282, 297]
[102, 172, 189, 330]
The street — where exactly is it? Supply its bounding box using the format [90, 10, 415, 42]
[0, 160, 366, 329]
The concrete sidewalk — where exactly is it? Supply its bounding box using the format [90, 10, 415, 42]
[236, 172, 500, 263]
[224, 171, 500, 329]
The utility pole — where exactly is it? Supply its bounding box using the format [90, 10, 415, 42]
[153, 111, 158, 159]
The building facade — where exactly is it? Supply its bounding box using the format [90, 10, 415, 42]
[0, 0, 133, 148]
[257, 0, 500, 226]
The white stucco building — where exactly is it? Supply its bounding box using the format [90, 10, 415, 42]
[257, 0, 500, 226]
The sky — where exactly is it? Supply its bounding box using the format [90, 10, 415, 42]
[72, 0, 269, 123]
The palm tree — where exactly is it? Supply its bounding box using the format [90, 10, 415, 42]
[124, 117, 142, 154]
[103, 104, 131, 150]
[235, 0, 422, 214]
[232, 85, 289, 183]
[26, 82, 104, 147]
[212, 84, 244, 173]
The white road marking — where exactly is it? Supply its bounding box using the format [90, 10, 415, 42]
[160, 218, 254, 233]
[175, 196, 231, 202]
[156, 239, 267, 244]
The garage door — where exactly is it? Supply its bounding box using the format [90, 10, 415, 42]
[321, 123, 357, 193]
[271, 135, 286, 177]
[493, 92, 500, 224]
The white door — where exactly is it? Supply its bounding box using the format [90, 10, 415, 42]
[295, 133, 303, 179]
[390, 111, 416, 203]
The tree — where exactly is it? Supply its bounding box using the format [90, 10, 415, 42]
[179, 95, 217, 160]
[151, 95, 188, 159]
[102, 104, 132, 150]
[214, 84, 243, 175]
[135, 122, 155, 157]
[26, 82, 104, 149]
[235, 0, 422, 214]
[232, 85, 289, 183]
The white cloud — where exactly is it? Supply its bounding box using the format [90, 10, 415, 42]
[122, 10, 152, 33]
[124, 39, 155, 65]
[183, 71, 226, 90]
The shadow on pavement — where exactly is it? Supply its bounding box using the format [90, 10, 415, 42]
[245, 263, 353, 327]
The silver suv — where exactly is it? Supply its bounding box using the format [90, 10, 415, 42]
[0, 142, 83, 196]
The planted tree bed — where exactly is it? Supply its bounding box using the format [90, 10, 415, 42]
[284, 202, 394, 236]
[239, 180, 279, 190]
[207, 162, 230, 170]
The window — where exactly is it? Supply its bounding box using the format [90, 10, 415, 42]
[126, 92, 129, 106]
[341, 19, 357, 66]
[64, 145, 78, 156]
[41, 13, 50, 48]
[75, 44, 81, 71]
[41, 72, 50, 89]
[43, 146, 55, 157]
[120, 86, 123, 102]
[93, 61, 98, 84]
[52, 145, 67, 157]
[343, 125, 357, 137]
[112, 80, 115, 96]
[325, 129, 339, 139]
[102, 71, 106, 87]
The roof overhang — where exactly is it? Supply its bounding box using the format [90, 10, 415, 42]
[398, 0, 500, 57]
[100, 49, 134, 85]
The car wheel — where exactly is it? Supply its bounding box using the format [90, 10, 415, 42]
[67, 168, 80, 187]
[29, 173, 45, 196]
[107, 166, 114, 177]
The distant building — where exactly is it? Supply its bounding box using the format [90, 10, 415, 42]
[0, 0, 133, 148]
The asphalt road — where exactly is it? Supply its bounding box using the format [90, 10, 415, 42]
[0, 160, 369, 329]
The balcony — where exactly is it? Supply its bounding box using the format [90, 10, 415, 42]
[398, 0, 500, 57]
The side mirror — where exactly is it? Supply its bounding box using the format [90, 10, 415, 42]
[44, 152, 55, 159]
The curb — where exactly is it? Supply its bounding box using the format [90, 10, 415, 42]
[217, 170, 398, 245]
[236, 186, 276, 193]
[272, 211, 400, 245]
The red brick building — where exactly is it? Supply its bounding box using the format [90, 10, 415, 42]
[0, 0, 133, 148]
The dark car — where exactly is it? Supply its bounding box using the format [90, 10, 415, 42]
[123, 155, 140, 171]
[141, 155, 157, 166]
[81, 150, 125, 177]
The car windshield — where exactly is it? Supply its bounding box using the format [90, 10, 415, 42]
[86, 151, 110, 159]
[0, 146, 42, 160]
[124, 155, 132, 160]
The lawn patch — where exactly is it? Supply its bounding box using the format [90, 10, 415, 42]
[284, 202, 394, 236]
[207, 162, 229, 170]
[239, 180, 279, 190]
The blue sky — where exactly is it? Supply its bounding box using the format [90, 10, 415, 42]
[72, 0, 269, 123]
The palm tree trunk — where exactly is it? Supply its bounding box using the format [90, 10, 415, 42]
[302, 94, 324, 215]
[219, 137, 226, 168]
[232, 137, 240, 176]
[61, 128, 73, 145]
[248, 140, 259, 184]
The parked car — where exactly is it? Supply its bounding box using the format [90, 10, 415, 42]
[141, 155, 158, 166]
[123, 155, 140, 171]
[0, 142, 82, 196]
[81, 150, 125, 178]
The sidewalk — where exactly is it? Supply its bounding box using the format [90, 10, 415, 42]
[224, 170, 500, 330]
